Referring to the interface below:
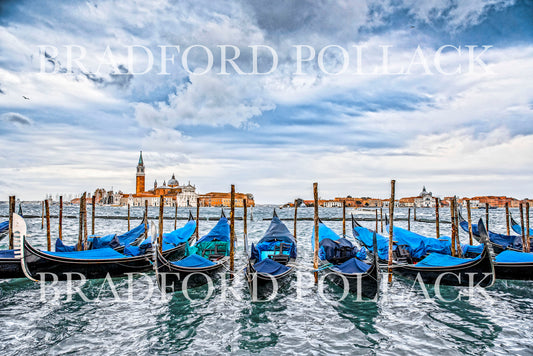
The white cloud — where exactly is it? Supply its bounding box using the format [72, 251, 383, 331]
[135, 72, 275, 128]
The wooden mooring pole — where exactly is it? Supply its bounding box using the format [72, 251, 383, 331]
[388, 180, 395, 283]
[342, 200, 346, 237]
[467, 199, 473, 245]
[8, 196, 14, 250]
[244, 199, 248, 240]
[127, 204, 130, 231]
[196, 197, 200, 241]
[83, 195, 88, 250]
[407, 208, 411, 231]
[229, 185, 235, 274]
[45, 199, 51, 251]
[505, 202, 510, 236]
[380, 207, 383, 233]
[158, 195, 164, 253]
[450, 199, 456, 257]
[293, 199, 298, 241]
[520, 202, 526, 252]
[174, 202, 177, 230]
[77, 192, 86, 251]
[526, 202, 530, 252]
[59, 196, 63, 240]
[91, 195, 96, 235]
[313, 182, 319, 284]
[485, 203, 490, 232]
[435, 198, 440, 239]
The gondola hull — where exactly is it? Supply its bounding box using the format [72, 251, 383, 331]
[322, 260, 379, 299]
[9, 235, 192, 281]
[494, 262, 533, 281]
[245, 261, 295, 298]
[23, 241, 153, 280]
[0, 259, 23, 279]
[155, 250, 228, 292]
[393, 247, 495, 287]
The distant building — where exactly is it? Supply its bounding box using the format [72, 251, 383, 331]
[95, 151, 199, 207]
[199, 192, 254, 207]
[130, 151, 198, 207]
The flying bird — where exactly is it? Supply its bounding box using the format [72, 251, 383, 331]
[22, 96, 30, 100]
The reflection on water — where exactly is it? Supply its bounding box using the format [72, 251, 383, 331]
[0, 204, 532, 354]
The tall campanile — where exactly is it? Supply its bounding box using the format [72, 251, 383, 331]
[136, 151, 145, 194]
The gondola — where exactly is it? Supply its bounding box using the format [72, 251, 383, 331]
[244, 210, 297, 298]
[458, 211, 527, 253]
[485, 217, 533, 280]
[154, 210, 230, 293]
[314, 219, 379, 299]
[4, 213, 195, 281]
[392, 219, 495, 287]
[54, 216, 148, 253]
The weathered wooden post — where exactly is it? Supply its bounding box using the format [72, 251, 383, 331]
[144, 199, 148, 220]
[41, 200, 44, 229]
[466, 199, 473, 245]
[293, 199, 298, 241]
[77, 192, 86, 251]
[375, 209, 378, 232]
[127, 203, 130, 231]
[454, 197, 463, 257]
[520, 202, 526, 252]
[196, 197, 200, 241]
[504, 201, 510, 236]
[244, 198, 248, 236]
[380, 207, 383, 233]
[8, 196, 14, 250]
[45, 199, 51, 251]
[342, 200, 346, 237]
[407, 208, 411, 231]
[450, 199, 456, 257]
[174, 202, 177, 230]
[158, 195, 164, 253]
[91, 195, 96, 235]
[485, 203, 490, 232]
[83, 195, 88, 250]
[230, 185, 235, 274]
[144, 199, 148, 233]
[413, 204, 417, 221]
[388, 180, 396, 283]
[526, 202, 530, 252]
[313, 182, 319, 284]
[435, 198, 440, 239]
[59, 196, 63, 240]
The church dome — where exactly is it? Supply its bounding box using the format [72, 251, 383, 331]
[168, 173, 179, 187]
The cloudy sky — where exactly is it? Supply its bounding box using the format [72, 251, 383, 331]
[0, 0, 532, 203]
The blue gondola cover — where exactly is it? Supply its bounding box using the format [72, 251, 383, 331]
[415, 253, 480, 268]
[172, 254, 215, 268]
[196, 217, 230, 244]
[353, 226, 396, 260]
[253, 258, 290, 275]
[331, 258, 370, 274]
[0, 249, 15, 259]
[495, 250, 533, 263]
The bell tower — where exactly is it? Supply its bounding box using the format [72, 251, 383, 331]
[136, 151, 145, 194]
